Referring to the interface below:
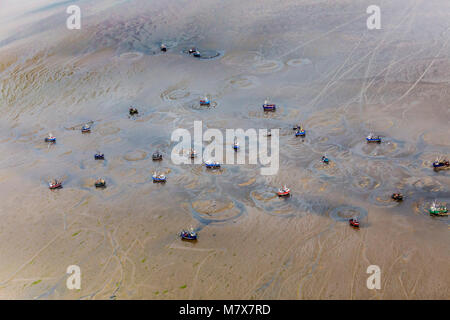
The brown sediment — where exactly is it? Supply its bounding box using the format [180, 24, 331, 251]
[0, 0, 449, 300]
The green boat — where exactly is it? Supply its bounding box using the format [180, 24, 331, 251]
[429, 201, 448, 216]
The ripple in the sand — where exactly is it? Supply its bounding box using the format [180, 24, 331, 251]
[118, 52, 144, 61]
[226, 75, 260, 89]
[286, 58, 312, 67]
[190, 198, 245, 224]
[123, 150, 147, 161]
[329, 205, 368, 222]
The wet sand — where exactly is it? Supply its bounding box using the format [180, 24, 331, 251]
[0, 0, 449, 299]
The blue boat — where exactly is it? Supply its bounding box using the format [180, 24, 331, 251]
[199, 96, 210, 106]
[295, 129, 305, 137]
[432, 158, 449, 169]
[94, 153, 104, 160]
[262, 99, 276, 111]
[152, 173, 166, 183]
[45, 134, 56, 143]
[233, 138, 239, 151]
[189, 148, 197, 159]
[193, 50, 201, 58]
[366, 134, 381, 143]
[180, 229, 197, 241]
[81, 124, 91, 133]
[322, 156, 329, 164]
[205, 160, 221, 169]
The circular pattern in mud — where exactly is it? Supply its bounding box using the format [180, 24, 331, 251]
[251, 59, 283, 73]
[226, 75, 260, 90]
[118, 52, 144, 61]
[190, 198, 245, 224]
[368, 190, 402, 208]
[250, 187, 309, 217]
[221, 51, 261, 67]
[307, 159, 344, 180]
[161, 87, 190, 102]
[123, 150, 147, 161]
[328, 205, 368, 222]
[351, 138, 416, 159]
[349, 173, 381, 194]
[286, 58, 312, 67]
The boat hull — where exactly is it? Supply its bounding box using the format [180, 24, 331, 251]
[263, 104, 276, 111]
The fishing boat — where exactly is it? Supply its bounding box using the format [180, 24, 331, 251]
[205, 160, 221, 169]
[193, 50, 201, 57]
[277, 185, 290, 197]
[295, 127, 305, 137]
[45, 134, 56, 143]
[95, 178, 106, 188]
[129, 107, 139, 115]
[262, 97, 277, 111]
[199, 96, 210, 106]
[262, 99, 276, 111]
[321, 156, 330, 164]
[429, 201, 448, 216]
[152, 173, 166, 183]
[160, 44, 167, 52]
[233, 137, 239, 151]
[432, 158, 449, 170]
[180, 228, 197, 241]
[391, 193, 403, 201]
[81, 124, 91, 133]
[49, 180, 62, 189]
[152, 151, 163, 161]
[349, 218, 360, 228]
[94, 153, 105, 160]
[366, 133, 381, 143]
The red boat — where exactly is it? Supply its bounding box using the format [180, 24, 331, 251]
[349, 218, 360, 228]
[49, 180, 62, 189]
[277, 186, 290, 197]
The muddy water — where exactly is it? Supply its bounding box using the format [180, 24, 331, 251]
[0, 0, 449, 299]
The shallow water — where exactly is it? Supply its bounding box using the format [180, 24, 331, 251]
[0, 0, 449, 299]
